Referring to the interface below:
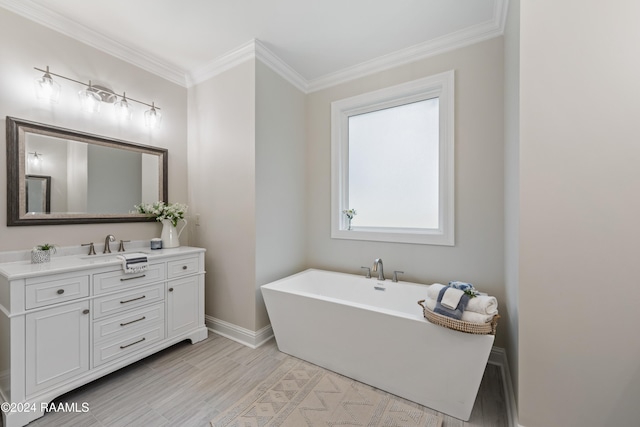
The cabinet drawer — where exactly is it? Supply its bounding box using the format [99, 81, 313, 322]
[167, 256, 199, 279]
[93, 302, 165, 342]
[94, 263, 165, 295]
[93, 322, 165, 367]
[92, 283, 164, 319]
[25, 274, 89, 309]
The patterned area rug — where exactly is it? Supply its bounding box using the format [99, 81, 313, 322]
[211, 358, 443, 427]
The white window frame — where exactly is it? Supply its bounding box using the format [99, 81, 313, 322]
[331, 70, 455, 246]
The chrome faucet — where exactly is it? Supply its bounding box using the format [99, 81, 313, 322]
[372, 258, 385, 281]
[103, 234, 115, 254]
[82, 242, 96, 255]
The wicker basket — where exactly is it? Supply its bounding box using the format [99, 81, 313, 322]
[417, 300, 499, 335]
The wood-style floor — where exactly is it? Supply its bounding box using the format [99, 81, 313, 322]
[9, 332, 508, 427]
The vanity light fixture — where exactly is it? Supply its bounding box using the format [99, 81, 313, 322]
[28, 152, 43, 167]
[33, 66, 161, 126]
[33, 66, 60, 103]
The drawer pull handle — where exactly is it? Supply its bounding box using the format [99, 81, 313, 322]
[120, 274, 146, 282]
[82, 309, 90, 315]
[120, 295, 146, 304]
[120, 337, 146, 349]
[120, 316, 146, 327]
[182, 265, 188, 270]
[57, 289, 65, 295]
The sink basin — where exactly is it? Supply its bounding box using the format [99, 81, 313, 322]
[79, 254, 120, 263]
[79, 251, 150, 262]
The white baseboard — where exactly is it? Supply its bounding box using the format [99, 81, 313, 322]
[488, 346, 519, 427]
[205, 315, 273, 349]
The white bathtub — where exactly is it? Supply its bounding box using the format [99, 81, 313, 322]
[261, 268, 494, 421]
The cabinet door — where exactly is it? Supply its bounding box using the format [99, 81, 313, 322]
[26, 301, 90, 396]
[167, 275, 200, 338]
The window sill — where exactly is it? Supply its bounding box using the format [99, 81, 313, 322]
[331, 227, 454, 246]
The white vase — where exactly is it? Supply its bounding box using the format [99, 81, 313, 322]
[160, 218, 187, 248]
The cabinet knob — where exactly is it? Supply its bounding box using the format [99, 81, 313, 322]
[168, 287, 174, 292]
[57, 289, 65, 295]
[82, 309, 90, 315]
[182, 265, 188, 270]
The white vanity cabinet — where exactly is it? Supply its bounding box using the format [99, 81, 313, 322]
[26, 300, 91, 395]
[166, 255, 204, 338]
[0, 247, 207, 427]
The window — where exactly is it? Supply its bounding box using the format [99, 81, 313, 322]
[331, 71, 454, 245]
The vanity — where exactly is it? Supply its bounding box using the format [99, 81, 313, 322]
[0, 246, 207, 427]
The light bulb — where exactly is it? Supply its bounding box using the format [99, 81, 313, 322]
[34, 66, 60, 103]
[114, 93, 132, 121]
[144, 102, 162, 128]
[78, 81, 101, 113]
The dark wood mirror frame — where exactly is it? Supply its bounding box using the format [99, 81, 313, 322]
[6, 116, 168, 226]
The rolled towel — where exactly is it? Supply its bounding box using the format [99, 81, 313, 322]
[427, 283, 498, 315]
[427, 283, 446, 300]
[466, 295, 499, 315]
[424, 298, 495, 324]
[441, 287, 464, 310]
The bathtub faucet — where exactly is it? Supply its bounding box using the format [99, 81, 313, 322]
[372, 258, 385, 281]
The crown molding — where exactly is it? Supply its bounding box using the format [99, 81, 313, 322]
[1, 0, 507, 93]
[186, 39, 308, 93]
[0, 0, 188, 87]
[186, 40, 257, 87]
[306, 0, 508, 92]
[254, 40, 308, 93]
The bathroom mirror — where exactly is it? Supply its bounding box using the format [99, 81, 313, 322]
[6, 116, 168, 225]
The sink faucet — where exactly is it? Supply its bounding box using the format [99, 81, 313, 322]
[104, 234, 115, 254]
[372, 258, 385, 281]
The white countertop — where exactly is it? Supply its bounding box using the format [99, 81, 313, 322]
[0, 245, 205, 280]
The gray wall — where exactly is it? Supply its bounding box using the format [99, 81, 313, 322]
[503, 0, 520, 404]
[188, 58, 307, 332]
[306, 37, 507, 347]
[0, 8, 188, 250]
[519, 1, 640, 426]
[255, 61, 307, 330]
[188, 59, 257, 331]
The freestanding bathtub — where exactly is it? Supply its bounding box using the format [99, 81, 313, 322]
[261, 268, 495, 421]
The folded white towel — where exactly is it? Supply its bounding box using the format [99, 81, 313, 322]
[117, 253, 148, 274]
[441, 287, 464, 309]
[424, 298, 496, 324]
[427, 283, 498, 315]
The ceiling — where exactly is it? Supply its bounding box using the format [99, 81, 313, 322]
[0, 0, 507, 91]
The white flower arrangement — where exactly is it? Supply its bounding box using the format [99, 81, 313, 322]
[342, 209, 357, 220]
[135, 201, 188, 227]
[342, 209, 357, 230]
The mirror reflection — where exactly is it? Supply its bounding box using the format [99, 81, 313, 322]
[25, 174, 51, 213]
[6, 117, 168, 225]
